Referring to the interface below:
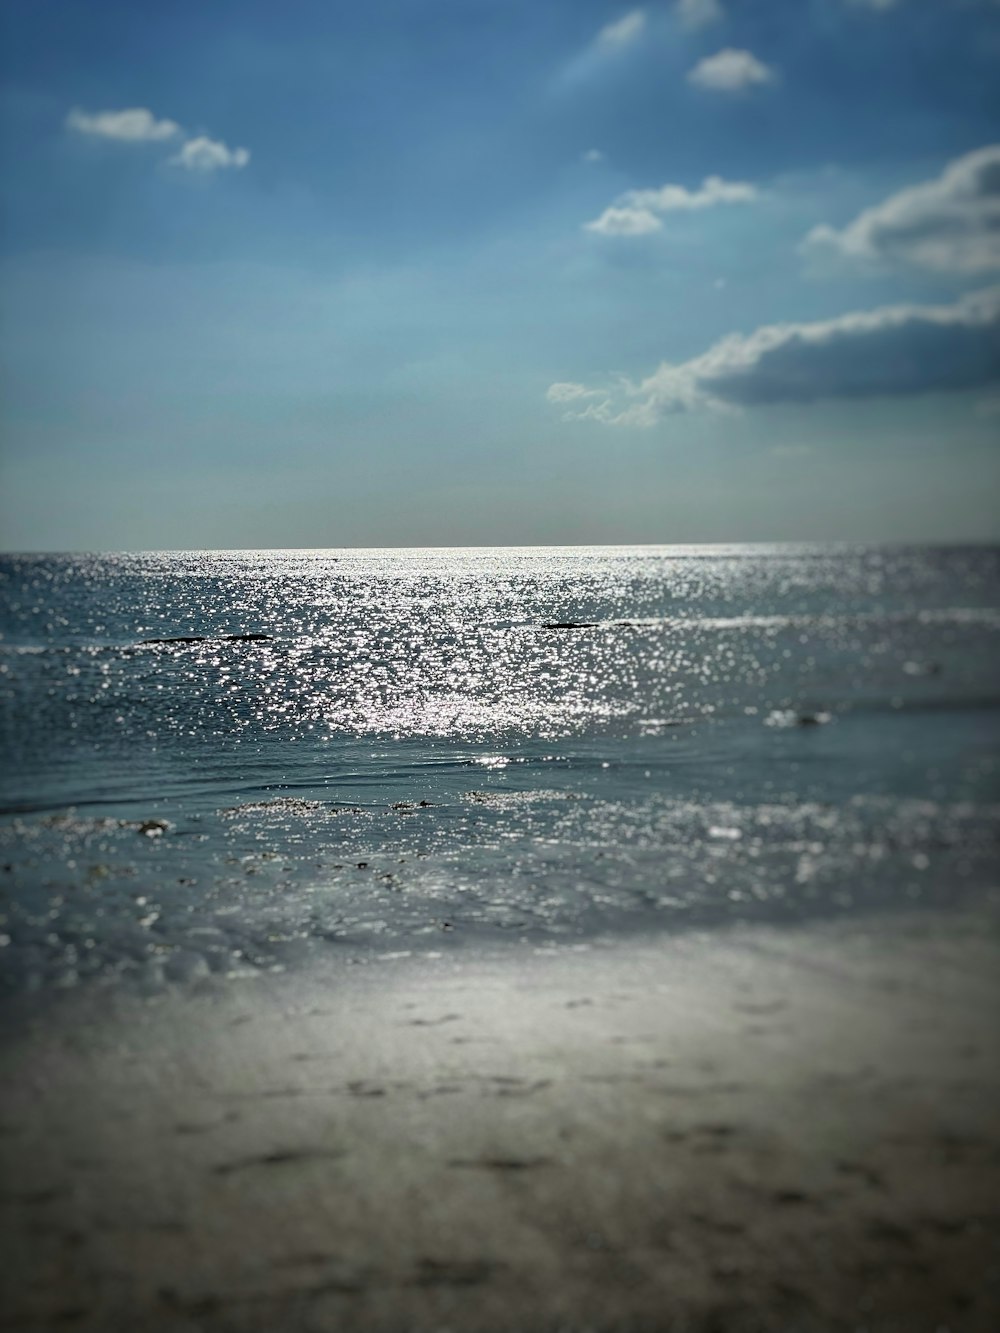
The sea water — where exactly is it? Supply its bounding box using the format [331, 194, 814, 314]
[0, 545, 997, 994]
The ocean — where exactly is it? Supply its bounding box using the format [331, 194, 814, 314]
[0, 545, 997, 996]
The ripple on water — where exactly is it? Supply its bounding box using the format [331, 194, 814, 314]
[1, 546, 997, 995]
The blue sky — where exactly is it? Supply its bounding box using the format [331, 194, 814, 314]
[1, 0, 998, 548]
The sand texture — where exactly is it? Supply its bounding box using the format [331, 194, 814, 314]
[2, 909, 999, 1332]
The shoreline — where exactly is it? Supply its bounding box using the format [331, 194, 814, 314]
[2, 907, 999, 1332]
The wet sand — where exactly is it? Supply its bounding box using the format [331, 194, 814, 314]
[2, 908, 999, 1333]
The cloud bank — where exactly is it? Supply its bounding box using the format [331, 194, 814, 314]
[687, 48, 775, 92]
[803, 145, 1000, 274]
[585, 174, 757, 235]
[65, 107, 180, 142]
[549, 287, 1000, 425]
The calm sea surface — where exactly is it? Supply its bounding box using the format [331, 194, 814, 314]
[0, 545, 997, 994]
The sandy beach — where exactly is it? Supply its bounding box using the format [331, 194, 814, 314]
[2, 907, 999, 1333]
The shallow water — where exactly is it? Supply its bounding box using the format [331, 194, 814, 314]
[1, 545, 997, 993]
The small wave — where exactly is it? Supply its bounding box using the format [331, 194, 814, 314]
[840, 693, 1000, 719]
[610, 607, 1000, 632]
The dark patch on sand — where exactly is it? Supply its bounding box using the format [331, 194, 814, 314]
[407, 1258, 501, 1288]
[447, 1156, 552, 1171]
[212, 1148, 345, 1176]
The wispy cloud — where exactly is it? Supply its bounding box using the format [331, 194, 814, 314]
[585, 174, 758, 235]
[597, 10, 648, 50]
[546, 383, 605, 403]
[555, 8, 649, 89]
[688, 48, 775, 92]
[676, 0, 725, 29]
[65, 107, 180, 142]
[803, 145, 1000, 275]
[846, 1, 998, 11]
[170, 136, 251, 173]
[548, 287, 1000, 424]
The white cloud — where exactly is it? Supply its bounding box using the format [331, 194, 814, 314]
[584, 174, 757, 236]
[688, 48, 775, 92]
[803, 145, 1000, 275]
[585, 205, 664, 236]
[170, 136, 251, 173]
[597, 10, 647, 49]
[66, 107, 251, 181]
[627, 176, 757, 212]
[548, 287, 1000, 425]
[65, 106, 180, 142]
[677, 0, 725, 28]
[582, 148, 606, 164]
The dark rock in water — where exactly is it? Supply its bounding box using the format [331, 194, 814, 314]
[541, 622, 598, 630]
[765, 709, 833, 729]
[903, 659, 942, 677]
[140, 634, 273, 645]
[137, 819, 170, 838]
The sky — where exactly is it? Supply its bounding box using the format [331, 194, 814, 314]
[1, 0, 998, 550]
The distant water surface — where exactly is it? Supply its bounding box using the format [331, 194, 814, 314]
[0, 545, 997, 993]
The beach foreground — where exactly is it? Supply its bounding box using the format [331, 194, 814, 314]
[2, 909, 999, 1333]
